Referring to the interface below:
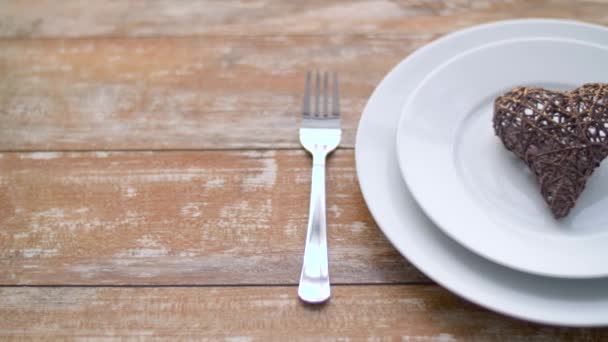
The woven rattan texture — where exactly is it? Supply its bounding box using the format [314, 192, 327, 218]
[494, 83, 608, 218]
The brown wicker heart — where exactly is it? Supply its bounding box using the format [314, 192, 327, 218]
[493, 83, 608, 218]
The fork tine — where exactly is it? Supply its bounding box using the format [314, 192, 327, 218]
[302, 71, 311, 117]
[314, 71, 320, 117]
[323, 72, 329, 117]
[332, 72, 340, 117]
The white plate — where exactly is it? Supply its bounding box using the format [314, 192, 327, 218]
[396, 37, 608, 278]
[355, 19, 608, 326]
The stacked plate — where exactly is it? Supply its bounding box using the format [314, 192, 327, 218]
[355, 19, 608, 326]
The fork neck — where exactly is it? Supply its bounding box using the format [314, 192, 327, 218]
[313, 153, 327, 166]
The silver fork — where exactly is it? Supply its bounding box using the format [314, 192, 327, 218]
[298, 71, 341, 304]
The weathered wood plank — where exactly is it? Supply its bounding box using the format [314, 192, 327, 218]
[3, 5, 608, 151]
[1, 285, 606, 340]
[0, 150, 426, 285]
[0, 34, 421, 150]
[1, 0, 608, 38]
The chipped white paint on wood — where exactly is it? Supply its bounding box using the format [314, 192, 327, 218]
[0, 150, 424, 285]
[2, 2, 607, 150]
[18, 152, 60, 160]
[0, 35, 412, 150]
[1, 1, 608, 38]
[241, 151, 278, 190]
[0, 286, 606, 340]
[3, 1, 608, 337]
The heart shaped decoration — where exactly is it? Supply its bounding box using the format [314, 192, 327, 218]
[493, 83, 608, 218]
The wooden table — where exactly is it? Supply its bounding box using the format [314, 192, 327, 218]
[2, 1, 608, 339]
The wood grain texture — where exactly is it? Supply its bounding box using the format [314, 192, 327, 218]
[1, 285, 606, 340]
[2, 1, 608, 151]
[0, 150, 425, 285]
[2, 0, 608, 38]
[0, 34, 417, 150]
[3, 0, 608, 336]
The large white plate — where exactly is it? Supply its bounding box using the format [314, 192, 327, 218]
[355, 19, 608, 326]
[396, 37, 608, 278]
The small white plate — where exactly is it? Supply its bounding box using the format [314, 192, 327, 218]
[397, 37, 608, 278]
[356, 19, 608, 326]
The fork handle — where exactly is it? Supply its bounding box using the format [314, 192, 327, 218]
[298, 156, 330, 304]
